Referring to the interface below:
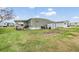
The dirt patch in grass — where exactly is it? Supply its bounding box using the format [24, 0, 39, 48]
[44, 29, 64, 36]
[54, 40, 72, 51]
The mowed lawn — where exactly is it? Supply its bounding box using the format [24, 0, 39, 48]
[0, 27, 79, 52]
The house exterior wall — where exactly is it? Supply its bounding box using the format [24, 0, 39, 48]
[29, 19, 41, 29]
[29, 27, 41, 29]
[47, 22, 68, 29]
[28, 18, 52, 29]
[70, 22, 79, 26]
[47, 23, 56, 29]
[55, 23, 67, 28]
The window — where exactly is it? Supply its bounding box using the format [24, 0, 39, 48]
[21, 24, 24, 26]
[64, 23, 66, 24]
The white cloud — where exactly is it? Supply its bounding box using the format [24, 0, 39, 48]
[72, 16, 79, 19]
[40, 8, 56, 16]
[35, 15, 40, 18]
[28, 7, 35, 9]
[45, 11, 56, 16]
[40, 12, 45, 14]
[48, 8, 53, 11]
[40, 11, 56, 16]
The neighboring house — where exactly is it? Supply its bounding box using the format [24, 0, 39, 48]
[7, 23, 15, 27]
[15, 20, 28, 30]
[0, 22, 7, 27]
[69, 22, 79, 27]
[0, 21, 15, 27]
[14, 18, 69, 30]
[47, 21, 69, 29]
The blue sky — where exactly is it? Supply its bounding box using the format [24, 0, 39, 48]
[11, 7, 79, 22]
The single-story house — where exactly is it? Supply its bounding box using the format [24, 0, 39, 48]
[14, 18, 69, 30]
[0, 22, 7, 27]
[69, 22, 79, 27]
[15, 18, 53, 29]
[0, 22, 15, 27]
[47, 21, 69, 29]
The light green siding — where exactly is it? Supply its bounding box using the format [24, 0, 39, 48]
[28, 18, 53, 28]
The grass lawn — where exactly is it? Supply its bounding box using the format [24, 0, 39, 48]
[0, 27, 79, 52]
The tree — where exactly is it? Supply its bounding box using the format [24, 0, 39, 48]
[0, 8, 15, 22]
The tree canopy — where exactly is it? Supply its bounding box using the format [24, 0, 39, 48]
[0, 8, 15, 22]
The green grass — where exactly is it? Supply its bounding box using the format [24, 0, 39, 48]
[0, 27, 79, 51]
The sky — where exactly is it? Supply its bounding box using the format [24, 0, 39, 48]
[9, 7, 79, 22]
